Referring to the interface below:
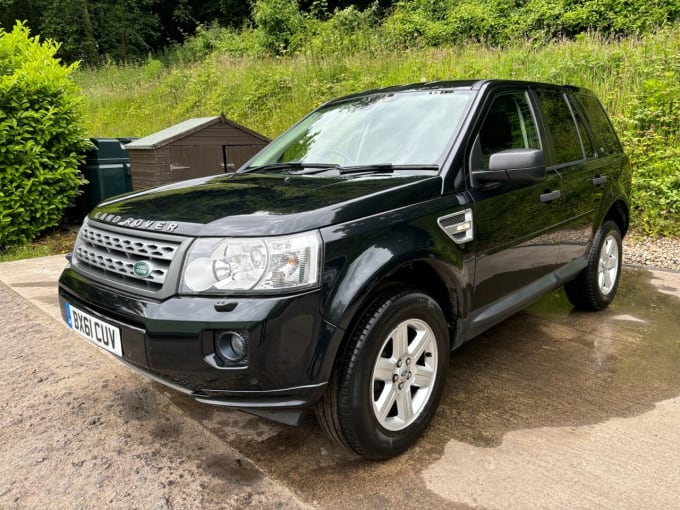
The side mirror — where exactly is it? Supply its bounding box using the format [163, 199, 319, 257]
[472, 148, 546, 184]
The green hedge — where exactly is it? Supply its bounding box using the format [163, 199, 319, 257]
[0, 22, 89, 248]
[382, 0, 680, 47]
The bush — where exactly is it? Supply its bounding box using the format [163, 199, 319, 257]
[631, 147, 680, 236]
[0, 22, 89, 248]
[252, 0, 306, 55]
[306, 6, 380, 56]
[382, 0, 680, 48]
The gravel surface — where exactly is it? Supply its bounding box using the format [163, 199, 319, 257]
[623, 236, 680, 273]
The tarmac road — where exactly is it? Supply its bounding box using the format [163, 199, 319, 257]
[1, 255, 679, 509]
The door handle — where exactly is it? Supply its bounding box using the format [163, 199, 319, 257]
[592, 175, 608, 186]
[540, 190, 561, 203]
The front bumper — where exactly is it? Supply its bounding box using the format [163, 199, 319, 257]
[59, 266, 338, 423]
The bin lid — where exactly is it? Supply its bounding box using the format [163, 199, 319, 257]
[87, 138, 132, 161]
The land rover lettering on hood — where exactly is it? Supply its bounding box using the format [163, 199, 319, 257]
[59, 80, 631, 459]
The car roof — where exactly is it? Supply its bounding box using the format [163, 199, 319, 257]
[325, 79, 587, 106]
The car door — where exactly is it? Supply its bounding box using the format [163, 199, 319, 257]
[468, 90, 565, 314]
[533, 88, 600, 264]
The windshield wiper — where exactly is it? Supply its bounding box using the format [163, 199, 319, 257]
[337, 164, 439, 175]
[243, 162, 339, 173]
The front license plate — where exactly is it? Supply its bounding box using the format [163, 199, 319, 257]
[65, 303, 123, 357]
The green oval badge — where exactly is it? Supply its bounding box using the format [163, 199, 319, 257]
[133, 261, 151, 278]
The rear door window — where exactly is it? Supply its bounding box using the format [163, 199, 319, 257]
[536, 90, 584, 166]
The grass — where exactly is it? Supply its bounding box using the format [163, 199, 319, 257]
[75, 27, 679, 144]
[0, 224, 78, 262]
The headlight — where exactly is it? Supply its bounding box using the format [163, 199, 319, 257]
[181, 231, 322, 294]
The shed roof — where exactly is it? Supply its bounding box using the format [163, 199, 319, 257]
[125, 114, 269, 150]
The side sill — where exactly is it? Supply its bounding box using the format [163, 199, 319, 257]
[463, 257, 587, 342]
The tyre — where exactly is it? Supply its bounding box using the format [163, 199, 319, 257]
[564, 220, 622, 311]
[316, 289, 449, 459]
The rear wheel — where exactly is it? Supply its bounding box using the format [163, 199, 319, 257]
[316, 289, 449, 459]
[564, 220, 622, 311]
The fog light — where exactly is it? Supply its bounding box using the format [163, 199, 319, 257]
[215, 331, 248, 364]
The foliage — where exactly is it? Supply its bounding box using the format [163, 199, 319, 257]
[4, 0, 680, 66]
[0, 0, 254, 65]
[75, 23, 680, 236]
[0, 22, 89, 248]
[382, 0, 680, 48]
[252, 0, 306, 54]
[305, 5, 379, 56]
[628, 142, 680, 236]
[37, 0, 99, 64]
[0, 224, 78, 261]
[621, 58, 680, 236]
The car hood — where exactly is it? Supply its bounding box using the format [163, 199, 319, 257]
[89, 172, 443, 237]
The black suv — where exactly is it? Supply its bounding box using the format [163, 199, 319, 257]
[59, 80, 631, 459]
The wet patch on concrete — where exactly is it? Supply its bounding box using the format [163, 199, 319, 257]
[198, 454, 263, 484]
[649, 271, 680, 299]
[118, 387, 161, 422]
[433, 268, 680, 448]
[164, 268, 680, 509]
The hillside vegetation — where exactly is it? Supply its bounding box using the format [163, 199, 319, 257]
[77, 19, 680, 236]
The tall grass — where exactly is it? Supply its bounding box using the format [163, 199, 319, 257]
[75, 25, 680, 235]
[76, 28, 677, 137]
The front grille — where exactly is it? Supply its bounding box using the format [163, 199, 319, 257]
[74, 223, 182, 291]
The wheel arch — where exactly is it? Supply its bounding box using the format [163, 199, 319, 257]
[317, 254, 470, 387]
[603, 198, 630, 238]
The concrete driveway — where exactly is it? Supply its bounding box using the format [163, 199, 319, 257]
[1, 255, 679, 509]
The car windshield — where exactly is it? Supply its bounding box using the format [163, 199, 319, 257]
[245, 89, 474, 172]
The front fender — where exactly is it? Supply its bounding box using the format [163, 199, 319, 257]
[314, 198, 475, 382]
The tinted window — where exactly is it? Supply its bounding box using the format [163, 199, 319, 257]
[478, 92, 540, 170]
[570, 99, 597, 159]
[575, 94, 622, 156]
[536, 90, 584, 165]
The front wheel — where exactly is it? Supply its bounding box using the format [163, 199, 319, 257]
[564, 220, 623, 311]
[316, 289, 449, 459]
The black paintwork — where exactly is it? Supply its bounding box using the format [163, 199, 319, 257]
[58, 79, 631, 425]
[92, 172, 442, 237]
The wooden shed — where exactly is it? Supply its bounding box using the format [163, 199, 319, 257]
[126, 114, 269, 190]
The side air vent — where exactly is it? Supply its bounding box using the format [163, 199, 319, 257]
[437, 208, 474, 245]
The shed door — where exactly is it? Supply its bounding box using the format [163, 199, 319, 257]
[170, 145, 225, 181]
[224, 145, 264, 172]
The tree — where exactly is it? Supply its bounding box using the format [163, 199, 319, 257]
[0, 0, 45, 31]
[39, 0, 99, 64]
[89, 0, 160, 63]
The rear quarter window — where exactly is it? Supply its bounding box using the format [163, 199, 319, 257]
[574, 94, 622, 157]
